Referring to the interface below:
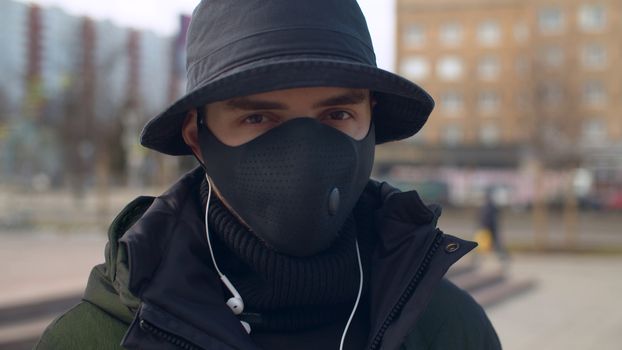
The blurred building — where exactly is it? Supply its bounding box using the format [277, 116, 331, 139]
[0, 0, 190, 188]
[0, 0, 28, 115]
[379, 0, 622, 205]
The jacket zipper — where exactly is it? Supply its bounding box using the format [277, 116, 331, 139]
[139, 229, 444, 350]
[139, 318, 202, 350]
[368, 229, 444, 350]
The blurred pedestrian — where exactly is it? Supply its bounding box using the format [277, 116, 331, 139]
[36, 1, 500, 349]
[478, 187, 509, 261]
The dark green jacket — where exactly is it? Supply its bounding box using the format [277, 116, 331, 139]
[36, 168, 500, 349]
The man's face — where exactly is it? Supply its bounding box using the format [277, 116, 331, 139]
[181, 86, 375, 228]
[203, 87, 373, 147]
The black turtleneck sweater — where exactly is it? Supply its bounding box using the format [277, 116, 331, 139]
[198, 179, 375, 349]
[250, 302, 370, 350]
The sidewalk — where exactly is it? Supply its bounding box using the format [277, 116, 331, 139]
[0, 232, 106, 348]
[0, 232, 106, 308]
[2, 232, 622, 349]
[486, 253, 622, 350]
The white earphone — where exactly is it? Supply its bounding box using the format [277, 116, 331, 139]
[203, 174, 362, 344]
[204, 175, 251, 334]
[339, 238, 363, 350]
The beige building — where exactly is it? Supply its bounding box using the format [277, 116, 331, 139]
[380, 0, 622, 172]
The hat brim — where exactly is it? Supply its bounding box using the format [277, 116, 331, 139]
[140, 56, 434, 155]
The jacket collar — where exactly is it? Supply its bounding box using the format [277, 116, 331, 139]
[364, 186, 475, 349]
[89, 167, 474, 350]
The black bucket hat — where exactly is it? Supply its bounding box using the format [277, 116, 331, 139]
[140, 0, 434, 155]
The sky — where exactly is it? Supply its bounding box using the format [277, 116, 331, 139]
[15, 0, 396, 71]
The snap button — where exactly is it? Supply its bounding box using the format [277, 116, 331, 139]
[445, 242, 460, 253]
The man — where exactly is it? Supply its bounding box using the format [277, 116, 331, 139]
[37, 0, 501, 349]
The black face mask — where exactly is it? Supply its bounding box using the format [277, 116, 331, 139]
[197, 113, 375, 257]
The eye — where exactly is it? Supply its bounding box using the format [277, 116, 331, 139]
[243, 114, 268, 124]
[325, 110, 353, 121]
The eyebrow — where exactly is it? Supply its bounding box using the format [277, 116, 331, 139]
[225, 90, 368, 110]
[226, 98, 286, 110]
[312, 90, 368, 108]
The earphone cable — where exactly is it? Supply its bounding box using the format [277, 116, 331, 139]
[204, 175, 226, 278]
[339, 238, 363, 350]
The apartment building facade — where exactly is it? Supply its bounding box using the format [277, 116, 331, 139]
[384, 0, 621, 165]
[376, 0, 622, 203]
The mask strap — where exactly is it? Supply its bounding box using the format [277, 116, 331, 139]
[197, 107, 207, 128]
[194, 108, 208, 169]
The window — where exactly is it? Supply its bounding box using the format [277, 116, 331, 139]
[440, 22, 463, 46]
[400, 56, 430, 80]
[540, 46, 564, 68]
[582, 80, 606, 106]
[578, 4, 606, 32]
[478, 91, 500, 113]
[440, 91, 463, 114]
[480, 123, 500, 146]
[514, 22, 529, 43]
[477, 20, 501, 46]
[437, 56, 464, 81]
[581, 118, 607, 145]
[581, 43, 607, 69]
[404, 24, 426, 47]
[477, 55, 500, 81]
[538, 7, 564, 34]
[442, 125, 463, 146]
